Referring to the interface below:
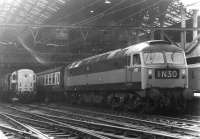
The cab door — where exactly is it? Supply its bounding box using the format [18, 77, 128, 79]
[126, 54, 141, 88]
[132, 54, 142, 83]
[126, 55, 133, 82]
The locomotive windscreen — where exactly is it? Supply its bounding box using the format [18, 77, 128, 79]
[143, 52, 185, 65]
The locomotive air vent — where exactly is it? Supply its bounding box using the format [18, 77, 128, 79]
[149, 40, 171, 45]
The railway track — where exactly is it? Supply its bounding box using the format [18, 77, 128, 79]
[45, 103, 200, 131]
[1, 104, 180, 139]
[5, 103, 200, 139]
[29, 104, 200, 132]
[3, 112, 109, 139]
[0, 112, 50, 139]
[0, 104, 110, 139]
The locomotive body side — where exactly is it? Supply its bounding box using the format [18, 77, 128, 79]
[65, 54, 141, 92]
[36, 66, 65, 102]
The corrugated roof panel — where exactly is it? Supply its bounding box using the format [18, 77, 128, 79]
[0, 0, 66, 25]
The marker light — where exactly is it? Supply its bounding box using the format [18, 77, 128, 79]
[148, 69, 152, 79]
[182, 69, 186, 79]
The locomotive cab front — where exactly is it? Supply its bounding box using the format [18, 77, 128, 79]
[140, 44, 192, 108]
[142, 46, 188, 89]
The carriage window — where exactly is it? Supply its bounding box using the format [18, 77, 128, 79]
[143, 52, 164, 64]
[57, 72, 60, 84]
[52, 73, 55, 85]
[55, 72, 60, 85]
[55, 73, 58, 84]
[165, 52, 185, 64]
[42, 76, 44, 85]
[44, 76, 46, 85]
[12, 74, 16, 80]
[49, 74, 52, 85]
[133, 54, 141, 65]
[37, 77, 40, 85]
[46, 75, 48, 85]
[40, 76, 42, 85]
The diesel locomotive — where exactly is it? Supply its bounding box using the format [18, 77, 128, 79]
[37, 40, 192, 111]
[0, 69, 36, 102]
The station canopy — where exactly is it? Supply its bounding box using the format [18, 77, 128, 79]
[0, 0, 66, 24]
[0, 0, 193, 29]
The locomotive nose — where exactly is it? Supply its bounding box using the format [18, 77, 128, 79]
[146, 66, 187, 89]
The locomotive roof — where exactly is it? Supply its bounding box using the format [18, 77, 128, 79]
[37, 66, 64, 76]
[142, 44, 183, 52]
[68, 40, 182, 69]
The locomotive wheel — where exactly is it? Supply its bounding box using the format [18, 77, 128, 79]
[173, 97, 187, 113]
[124, 94, 143, 112]
[111, 96, 121, 110]
[145, 89, 160, 113]
[144, 98, 158, 113]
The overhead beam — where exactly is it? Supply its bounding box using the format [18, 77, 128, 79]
[0, 23, 199, 31]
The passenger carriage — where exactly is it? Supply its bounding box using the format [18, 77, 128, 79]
[36, 66, 65, 102]
[0, 69, 36, 102]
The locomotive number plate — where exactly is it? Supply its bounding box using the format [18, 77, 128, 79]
[155, 69, 179, 79]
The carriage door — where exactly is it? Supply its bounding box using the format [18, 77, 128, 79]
[11, 73, 17, 91]
[126, 55, 132, 82]
[126, 54, 141, 85]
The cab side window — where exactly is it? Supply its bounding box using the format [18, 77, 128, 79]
[133, 54, 141, 65]
[12, 74, 16, 80]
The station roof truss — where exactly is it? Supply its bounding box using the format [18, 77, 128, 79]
[0, 0, 193, 30]
[0, 0, 66, 25]
[0, 0, 195, 70]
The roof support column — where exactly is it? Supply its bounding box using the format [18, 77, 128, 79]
[135, 30, 140, 43]
[193, 9, 198, 42]
[159, 16, 165, 40]
[150, 30, 155, 40]
[181, 7, 186, 50]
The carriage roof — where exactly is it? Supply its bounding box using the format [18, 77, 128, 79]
[11, 69, 34, 75]
[68, 40, 182, 69]
[36, 66, 64, 76]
